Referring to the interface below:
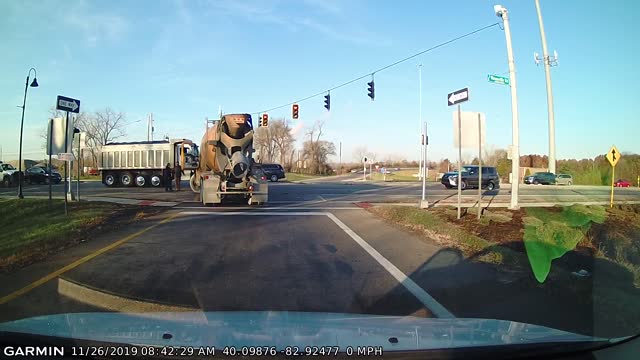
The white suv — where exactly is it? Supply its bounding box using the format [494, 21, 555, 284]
[1, 162, 20, 187]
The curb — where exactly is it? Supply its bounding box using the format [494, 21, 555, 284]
[0, 195, 177, 207]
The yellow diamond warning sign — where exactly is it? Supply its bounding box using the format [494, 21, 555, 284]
[606, 145, 621, 167]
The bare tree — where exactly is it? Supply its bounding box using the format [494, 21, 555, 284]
[303, 120, 335, 174]
[353, 146, 368, 162]
[79, 108, 126, 166]
[253, 118, 296, 167]
[254, 127, 277, 163]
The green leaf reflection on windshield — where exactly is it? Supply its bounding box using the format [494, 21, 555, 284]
[523, 205, 606, 283]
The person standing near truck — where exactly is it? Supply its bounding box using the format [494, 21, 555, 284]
[175, 163, 184, 191]
[163, 163, 173, 192]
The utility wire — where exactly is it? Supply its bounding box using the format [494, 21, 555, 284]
[252, 22, 500, 115]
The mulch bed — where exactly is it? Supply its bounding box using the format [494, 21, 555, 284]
[434, 208, 526, 252]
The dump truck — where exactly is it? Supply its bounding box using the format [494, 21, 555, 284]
[99, 139, 198, 187]
[190, 113, 268, 205]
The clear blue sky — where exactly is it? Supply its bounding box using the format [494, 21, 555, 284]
[1, 0, 638, 163]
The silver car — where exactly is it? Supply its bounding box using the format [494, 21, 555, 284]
[556, 174, 573, 185]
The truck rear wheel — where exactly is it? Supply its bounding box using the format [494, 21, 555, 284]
[104, 173, 117, 187]
[121, 173, 133, 187]
[135, 175, 146, 187]
[150, 175, 161, 187]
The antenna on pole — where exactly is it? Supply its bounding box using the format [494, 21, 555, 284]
[550, 50, 559, 66]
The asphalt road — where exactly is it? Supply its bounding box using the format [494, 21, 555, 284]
[2, 173, 639, 208]
[1, 175, 638, 335]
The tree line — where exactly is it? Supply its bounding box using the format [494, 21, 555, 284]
[253, 118, 335, 175]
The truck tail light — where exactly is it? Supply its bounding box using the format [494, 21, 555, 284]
[248, 185, 254, 192]
[261, 176, 266, 181]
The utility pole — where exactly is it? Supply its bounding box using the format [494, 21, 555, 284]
[418, 64, 423, 180]
[339, 141, 342, 174]
[147, 113, 155, 141]
[534, 0, 557, 174]
[495, 4, 521, 209]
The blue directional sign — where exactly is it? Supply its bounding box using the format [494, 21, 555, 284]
[56, 95, 81, 113]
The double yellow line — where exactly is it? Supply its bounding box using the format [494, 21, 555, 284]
[0, 212, 181, 306]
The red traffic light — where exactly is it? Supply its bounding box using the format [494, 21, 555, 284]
[292, 104, 299, 119]
[262, 113, 269, 127]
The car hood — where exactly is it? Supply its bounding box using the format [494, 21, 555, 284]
[0, 312, 603, 350]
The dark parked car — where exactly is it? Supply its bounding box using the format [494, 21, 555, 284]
[441, 165, 500, 190]
[256, 163, 285, 182]
[524, 172, 556, 185]
[25, 166, 62, 185]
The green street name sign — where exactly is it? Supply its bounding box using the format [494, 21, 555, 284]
[488, 74, 510, 86]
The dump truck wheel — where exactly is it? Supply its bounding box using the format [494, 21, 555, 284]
[150, 175, 161, 187]
[135, 175, 146, 187]
[104, 174, 116, 187]
[121, 173, 133, 187]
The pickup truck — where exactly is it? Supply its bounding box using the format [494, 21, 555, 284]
[0, 162, 20, 187]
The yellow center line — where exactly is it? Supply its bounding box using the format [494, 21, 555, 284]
[0, 212, 182, 306]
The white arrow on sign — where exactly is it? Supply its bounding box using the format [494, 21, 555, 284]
[58, 99, 79, 111]
[448, 91, 468, 105]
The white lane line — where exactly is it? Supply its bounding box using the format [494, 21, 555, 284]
[324, 213, 454, 319]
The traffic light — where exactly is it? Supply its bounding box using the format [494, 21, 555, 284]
[262, 113, 269, 127]
[367, 80, 375, 100]
[292, 104, 299, 119]
[258, 117, 263, 127]
[324, 93, 330, 111]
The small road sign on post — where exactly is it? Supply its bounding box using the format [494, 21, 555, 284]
[447, 87, 469, 106]
[488, 74, 510, 86]
[448, 87, 469, 220]
[606, 145, 621, 167]
[607, 145, 622, 208]
[57, 153, 75, 161]
[56, 95, 81, 215]
[56, 95, 80, 113]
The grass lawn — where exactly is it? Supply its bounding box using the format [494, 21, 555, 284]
[285, 172, 327, 182]
[0, 199, 152, 271]
[367, 204, 640, 337]
[370, 169, 439, 182]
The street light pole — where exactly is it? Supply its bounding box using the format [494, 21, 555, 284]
[495, 5, 520, 209]
[17, 68, 39, 199]
[535, 0, 556, 174]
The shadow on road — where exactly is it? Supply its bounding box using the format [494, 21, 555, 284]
[368, 243, 640, 338]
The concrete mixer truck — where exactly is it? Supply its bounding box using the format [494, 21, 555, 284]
[190, 113, 268, 206]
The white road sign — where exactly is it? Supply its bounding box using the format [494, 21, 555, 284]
[453, 111, 486, 149]
[447, 88, 469, 106]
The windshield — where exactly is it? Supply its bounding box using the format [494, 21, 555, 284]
[1, 0, 639, 357]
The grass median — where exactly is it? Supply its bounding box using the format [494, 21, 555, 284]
[0, 199, 161, 272]
[367, 204, 640, 337]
